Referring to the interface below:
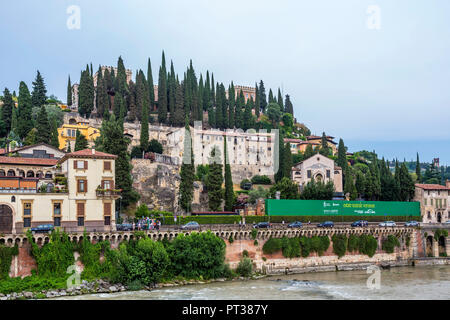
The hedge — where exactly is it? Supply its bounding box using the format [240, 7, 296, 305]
[162, 215, 241, 225]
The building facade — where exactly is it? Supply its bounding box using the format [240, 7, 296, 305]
[292, 154, 343, 194]
[0, 148, 119, 235]
[414, 182, 450, 223]
[57, 121, 101, 151]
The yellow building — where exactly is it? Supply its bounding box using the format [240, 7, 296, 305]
[57, 121, 101, 151]
[0, 148, 119, 234]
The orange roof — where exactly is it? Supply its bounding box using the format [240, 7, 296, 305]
[415, 184, 449, 191]
[0, 156, 58, 166]
[58, 148, 117, 163]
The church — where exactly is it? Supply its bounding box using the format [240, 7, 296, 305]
[291, 153, 343, 197]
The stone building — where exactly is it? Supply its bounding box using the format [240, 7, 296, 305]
[414, 181, 450, 223]
[291, 153, 343, 194]
[57, 120, 101, 151]
[227, 85, 256, 103]
[0, 148, 119, 234]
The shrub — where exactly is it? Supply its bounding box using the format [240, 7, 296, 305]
[382, 235, 400, 254]
[318, 236, 330, 256]
[253, 240, 258, 246]
[299, 236, 311, 257]
[240, 179, 252, 190]
[228, 235, 234, 244]
[281, 237, 301, 258]
[242, 250, 249, 257]
[251, 229, 258, 240]
[251, 175, 272, 185]
[236, 258, 253, 277]
[332, 234, 347, 258]
[348, 234, 359, 252]
[262, 238, 282, 255]
[0, 244, 19, 280]
[135, 204, 150, 218]
[434, 229, 448, 241]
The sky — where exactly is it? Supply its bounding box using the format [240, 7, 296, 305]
[0, 0, 449, 164]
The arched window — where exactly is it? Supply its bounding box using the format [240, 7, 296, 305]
[36, 171, 43, 179]
[45, 172, 52, 179]
[0, 170, 5, 177]
[18, 170, 25, 177]
[11, 196, 15, 203]
[26, 171, 35, 178]
[7, 170, 15, 177]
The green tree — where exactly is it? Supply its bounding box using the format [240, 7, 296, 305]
[258, 80, 267, 114]
[17, 82, 33, 139]
[224, 137, 234, 211]
[282, 142, 293, 179]
[67, 75, 72, 106]
[300, 180, 335, 200]
[179, 123, 195, 213]
[1, 88, 14, 134]
[35, 105, 51, 144]
[31, 70, 47, 108]
[270, 177, 300, 199]
[74, 129, 88, 151]
[284, 94, 293, 115]
[147, 58, 155, 111]
[50, 118, 60, 149]
[267, 103, 282, 127]
[319, 132, 330, 156]
[78, 67, 94, 117]
[415, 153, 421, 183]
[24, 128, 37, 146]
[157, 52, 168, 124]
[336, 138, 348, 171]
[206, 146, 223, 211]
[95, 68, 109, 118]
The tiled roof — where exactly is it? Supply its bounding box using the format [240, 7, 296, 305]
[415, 184, 449, 190]
[0, 156, 58, 166]
[58, 149, 117, 163]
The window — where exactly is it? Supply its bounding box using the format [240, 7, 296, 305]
[77, 202, 85, 226]
[23, 202, 32, 216]
[431, 199, 433, 206]
[104, 202, 111, 226]
[76, 160, 85, 169]
[77, 217, 84, 226]
[77, 179, 87, 193]
[425, 199, 428, 205]
[104, 216, 111, 226]
[53, 202, 61, 215]
[102, 180, 112, 190]
[103, 161, 111, 171]
[326, 170, 330, 178]
[307, 170, 312, 178]
[54, 217, 61, 227]
[24, 218, 31, 228]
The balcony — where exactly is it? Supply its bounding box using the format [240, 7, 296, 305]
[96, 189, 121, 199]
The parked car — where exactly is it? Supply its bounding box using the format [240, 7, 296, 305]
[379, 221, 396, 227]
[317, 221, 334, 228]
[253, 222, 272, 229]
[31, 224, 54, 234]
[181, 221, 200, 230]
[116, 223, 133, 231]
[443, 220, 450, 225]
[405, 221, 420, 227]
[287, 221, 303, 228]
[351, 220, 368, 227]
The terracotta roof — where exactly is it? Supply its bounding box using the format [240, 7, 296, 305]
[58, 148, 117, 163]
[334, 165, 342, 170]
[306, 135, 337, 144]
[415, 184, 449, 190]
[0, 143, 63, 155]
[0, 156, 58, 166]
[284, 138, 304, 143]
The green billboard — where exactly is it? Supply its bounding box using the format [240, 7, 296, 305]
[265, 199, 420, 217]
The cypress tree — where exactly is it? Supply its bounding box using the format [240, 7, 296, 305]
[35, 105, 51, 143]
[78, 67, 94, 117]
[283, 142, 293, 179]
[254, 83, 260, 119]
[277, 88, 283, 110]
[17, 82, 33, 139]
[228, 82, 235, 129]
[415, 153, 421, 183]
[67, 141, 72, 153]
[10, 108, 18, 135]
[268, 89, 274, 104]
[31, 70, 47, 108]
[399, 162, 415, 201]
[198, 75, 204, 124]
[157, 65, 168, 124]
[2, 88, 14, 134]
[259, 80, 267, 113]
[234, 89, 243, 129]
[126, 81, 138, 122]
[284, 94, 293, 115]
[147, 58, 155, 111]
[179, 121, 195, 213]
[336, 138, 348, 171]
[275, 131, 285, 183]
[67, 76, 72, 106]
[204, 71, 211, 112]
[74, 129, 88, 151]
[168, 61, 176, 123]
[137, 71, 149, 151]
[50, 118, 60, 149]
[215, 83, 223, 129]
[355, 170, 365, 199]
[224, 137, 234, 211]
[319, 132, 330, 156]
[96, 69, 109, 118]
[206, 146, 223, 211]
[116, 56, 129, 97]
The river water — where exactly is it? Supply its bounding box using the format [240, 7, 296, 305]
[56, 266, 450, 300]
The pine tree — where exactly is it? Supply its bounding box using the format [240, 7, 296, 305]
[157, 64, 168, 123]
[95, 115, 139, 209]
[50, 118, 60, 149]
[243, 97, 254, 130]
[234, 89, 243, 129]
[224, 137, 234, 211]
[168, 61, 176, 123]
[179, 121, 195, 213]
[74, 129, 88, 151]
[17, 82, 33, 139]
[67, 76, 72, 106]
[35, 105, 51, 143]
[319, 132, 330, 156]
[283, 142, 293, 179]
[137, 71, 149, 151]
[116, 56, 129, 97]
[1, 88, 14, 133]
[215, 83, 223, 129]
[206, 146, 223, 211]
[399, 162, 415, 201]
[415, 153, 421, 183]
[96, 67, 109, 118]
[126, 81, 138, 122]
[355, 170, 365, 199]
[31, 70, 47, 108]
[277, 88, 283, 111]
[228, 82, 235, 129]
[172, 79, 185, 126]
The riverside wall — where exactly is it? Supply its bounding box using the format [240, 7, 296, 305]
[3, 226, 449, 278]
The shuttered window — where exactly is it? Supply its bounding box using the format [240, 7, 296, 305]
[77, 202, 85, 216]
[77, 179, 87, 193]
[104, 161, 111, 171]
[104, 202, 111, 216]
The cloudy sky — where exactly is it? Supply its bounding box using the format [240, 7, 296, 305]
[1, 0, 449, 164]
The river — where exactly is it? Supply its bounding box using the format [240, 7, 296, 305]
[55, 266, 450, 300]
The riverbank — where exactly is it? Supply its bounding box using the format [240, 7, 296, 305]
[1, 258, 448, 300]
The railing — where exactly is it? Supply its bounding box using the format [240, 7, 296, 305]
[0, 188, 37, 194]
[96, 189, 121, 197]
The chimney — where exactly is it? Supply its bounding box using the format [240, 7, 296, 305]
[92, 149, 95, 155]
[446, 180, 450, 189]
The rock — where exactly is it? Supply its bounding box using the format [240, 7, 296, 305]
[46, 292, 53, 298]
[109, 286, 118, 292]
[23, 292, 33, 299]
[59, 291, 67, 296]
